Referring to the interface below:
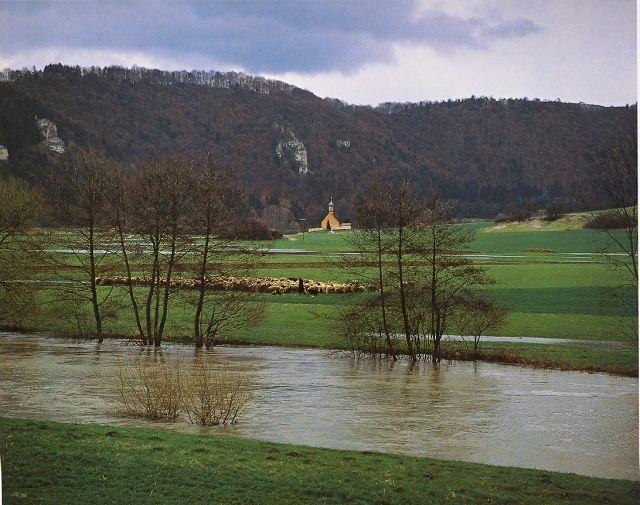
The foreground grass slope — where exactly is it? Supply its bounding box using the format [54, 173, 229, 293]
[1, 417, 638, 505]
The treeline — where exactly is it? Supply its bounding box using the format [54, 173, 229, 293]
[1, 64, 296, 95]
[0, 64, 636, 224]
[375, 95, 608, 113]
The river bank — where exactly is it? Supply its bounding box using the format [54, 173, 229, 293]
[1, 417, 638, 505]
[4, 325, 636, 377]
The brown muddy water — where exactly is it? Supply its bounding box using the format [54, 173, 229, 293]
[0, 332, 637, 480]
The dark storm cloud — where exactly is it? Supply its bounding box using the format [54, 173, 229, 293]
[0, 0, 540, 73]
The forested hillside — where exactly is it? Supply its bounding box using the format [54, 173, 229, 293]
[0, 64, 635, 224]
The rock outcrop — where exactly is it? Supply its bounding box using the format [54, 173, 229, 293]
[275, 126, 308, 174]
[36, 118, 65, 153]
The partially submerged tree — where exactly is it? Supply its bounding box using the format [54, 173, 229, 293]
[342, 180, 505, 363]
[128, 156, 195, 347]
[189, 154, 265, 349]
[110, 153, 264, 348]
[414, 197, 495, 362]
[345, 176, 398, 359]
[105, 163, 146, 341]
[49, 148, 117, 342]
[386, 181, 424, 360]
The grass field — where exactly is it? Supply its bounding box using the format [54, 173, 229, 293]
[14, 284, 635, 375]
[272, 220, 630, 255]
[1, 417, 638, 505]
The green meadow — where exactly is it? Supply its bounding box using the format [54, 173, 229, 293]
[1, 417, 638, 505]
[10, 219, 636, 375]
[249, 223, 637, 346]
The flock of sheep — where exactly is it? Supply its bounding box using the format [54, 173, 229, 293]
[96, 275, 372, 295]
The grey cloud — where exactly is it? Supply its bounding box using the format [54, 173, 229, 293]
[479, 17, 540, 41]
[0, 0, 541, 73]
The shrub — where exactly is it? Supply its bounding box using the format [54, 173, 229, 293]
[542, 202, 564, 221]
[217, 216, 273, 240]
[184, 359, 252, 426]
[585, 211, 637, 229]
[115, 354, 252, 425]
[494, 208, 533, 223]
[115, 355, 185, 420]
[493, 213, 508, 223]
[269, 229, 284, 239]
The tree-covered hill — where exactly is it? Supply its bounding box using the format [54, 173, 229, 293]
[0, 64, 635, 224]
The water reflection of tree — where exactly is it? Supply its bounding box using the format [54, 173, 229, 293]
[342, 359, 500, 441]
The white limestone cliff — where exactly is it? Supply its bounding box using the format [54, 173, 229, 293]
[275, 127, 308, 174]
[36, 118, 66, 153]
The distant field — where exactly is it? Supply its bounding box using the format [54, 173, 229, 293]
[271, 231, 354, 253]
[272, 218, 631, 256]
[472, 227, 625, 255]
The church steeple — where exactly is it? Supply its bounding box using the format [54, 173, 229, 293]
[321, 197, 341, 231]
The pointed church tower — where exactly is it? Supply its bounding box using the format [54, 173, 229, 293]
[321, 197, 341, 230]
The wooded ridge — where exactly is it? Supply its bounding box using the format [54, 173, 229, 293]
[0, 64, 636, 224]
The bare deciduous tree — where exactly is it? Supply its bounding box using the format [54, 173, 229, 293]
[345, 175, 398, 359]
[190, 154, 265, 349]
[415, 197, 494, 363]
[0, 176, 42, 247]
[106, 162, 146, 341]
[584, 138, 637, 342]
[342, 181, 504, 363]
[129, 156, 195, 347]
[0, 176, 43, 328]
[585, 138, 637, 285]
[387, 181, 423, 360]
[49, 148, 118, 342]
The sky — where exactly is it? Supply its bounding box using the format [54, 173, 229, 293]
[0, 0, 636, 106]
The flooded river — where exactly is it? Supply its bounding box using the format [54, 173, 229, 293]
[0, 332, 637, 480]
